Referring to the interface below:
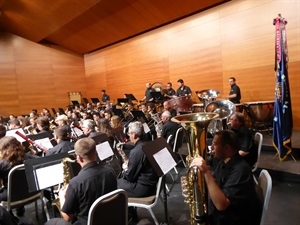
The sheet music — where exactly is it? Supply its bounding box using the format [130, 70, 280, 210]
[73, 127, 83, 137]
[143, 123, 150, 134]
[6, 128, 26, 143]
[35, 163, 64, 189]
[153, 147, 177, 175]
[96, 141, 114, 160]
[35, 138, 53, 152]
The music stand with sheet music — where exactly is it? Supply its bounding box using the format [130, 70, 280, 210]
[125, 94, 137, 101]
[142, 137, 178, 224]
[91, 98, 100, 104]
[24, 152, 70, 192]
[150, 91, 164, 102]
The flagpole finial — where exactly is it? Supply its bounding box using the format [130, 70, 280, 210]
[278, 13, 282, 17]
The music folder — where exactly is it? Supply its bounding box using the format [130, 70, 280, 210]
[142, 137, 179, 177]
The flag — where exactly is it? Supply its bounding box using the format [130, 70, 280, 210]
[272, 15, 293, 161]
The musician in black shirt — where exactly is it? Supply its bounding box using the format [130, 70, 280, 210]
[176, 79, 192, 97]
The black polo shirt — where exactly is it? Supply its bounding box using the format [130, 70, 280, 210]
[209, 154, 261, 225]
[62, 161, 117, 225]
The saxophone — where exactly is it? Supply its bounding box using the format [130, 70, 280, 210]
[52, 157, 76, 214]
[116, 142, 129, 171]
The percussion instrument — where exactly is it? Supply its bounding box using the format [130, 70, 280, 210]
[243, 101, 274, 131]
[192, 104, 204, 113]
[235, 103, 244, 113]
[167, 96, 193, 113]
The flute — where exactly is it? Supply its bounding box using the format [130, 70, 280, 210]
[15, 130, 48, 153]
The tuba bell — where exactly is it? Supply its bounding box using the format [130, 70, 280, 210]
[172, 112, 219, 225]
[204, 100, 236, 136]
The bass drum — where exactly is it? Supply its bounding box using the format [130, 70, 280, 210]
[168, 96, 193, 113]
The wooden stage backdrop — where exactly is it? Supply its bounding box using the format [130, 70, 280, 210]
[0, 0, 299, 129]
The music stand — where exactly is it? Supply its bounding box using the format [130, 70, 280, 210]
[142, 137, 178, 224]
[58, 108, 65, 115]
[117, 98, 129, 105]
[91, 98, 100, 104]
[112, 108, 125, 121]
[131, 110, 149, 123]
[71, 100, 80, 106]
[150, 91, 164, 102]
[125, 94, 137, 101]
[83, 98, 89, 104]
[24, 152, 69, 192]
[51, 108, 57, 115]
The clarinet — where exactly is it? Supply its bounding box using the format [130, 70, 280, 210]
[15, 130, 48, 153]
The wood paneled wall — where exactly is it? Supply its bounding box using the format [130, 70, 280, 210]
[0, 33, 86, 117]
[84, 0, 300, 129]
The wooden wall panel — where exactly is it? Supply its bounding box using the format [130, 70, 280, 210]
[0, 33, 86, 117]
[84, 0, 300, 129]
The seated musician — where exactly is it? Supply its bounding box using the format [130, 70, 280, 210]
[36, 116, 54, 138]
[190, 130, 261, 225]
[45, 138, 117, 225]
[228, 112, 256, 167]
[163, 100, 177, 118]
[0, 125, 6, 138]
[45, 126, 74, 156]
[8, 118, 21, 130]
[117, 121, 158, 198]
[157, 111, 179, 146]
[0, 136, 31, 217]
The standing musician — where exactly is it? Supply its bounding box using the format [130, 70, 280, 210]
[45, 138, 117, 225]
[227, 77, 241, 104]
[140, 83, 155, 102]
[164, 82, 176, 99]
[190, 130, 261, 225]
[176, 79, 192, 97]
[101, 89, 110, 103]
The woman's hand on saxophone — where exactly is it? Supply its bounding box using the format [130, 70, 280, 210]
[190, 157, 209, 174]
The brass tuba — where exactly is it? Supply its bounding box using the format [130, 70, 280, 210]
[204, 100, 236, 135]
[172, 112, 219, 225]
